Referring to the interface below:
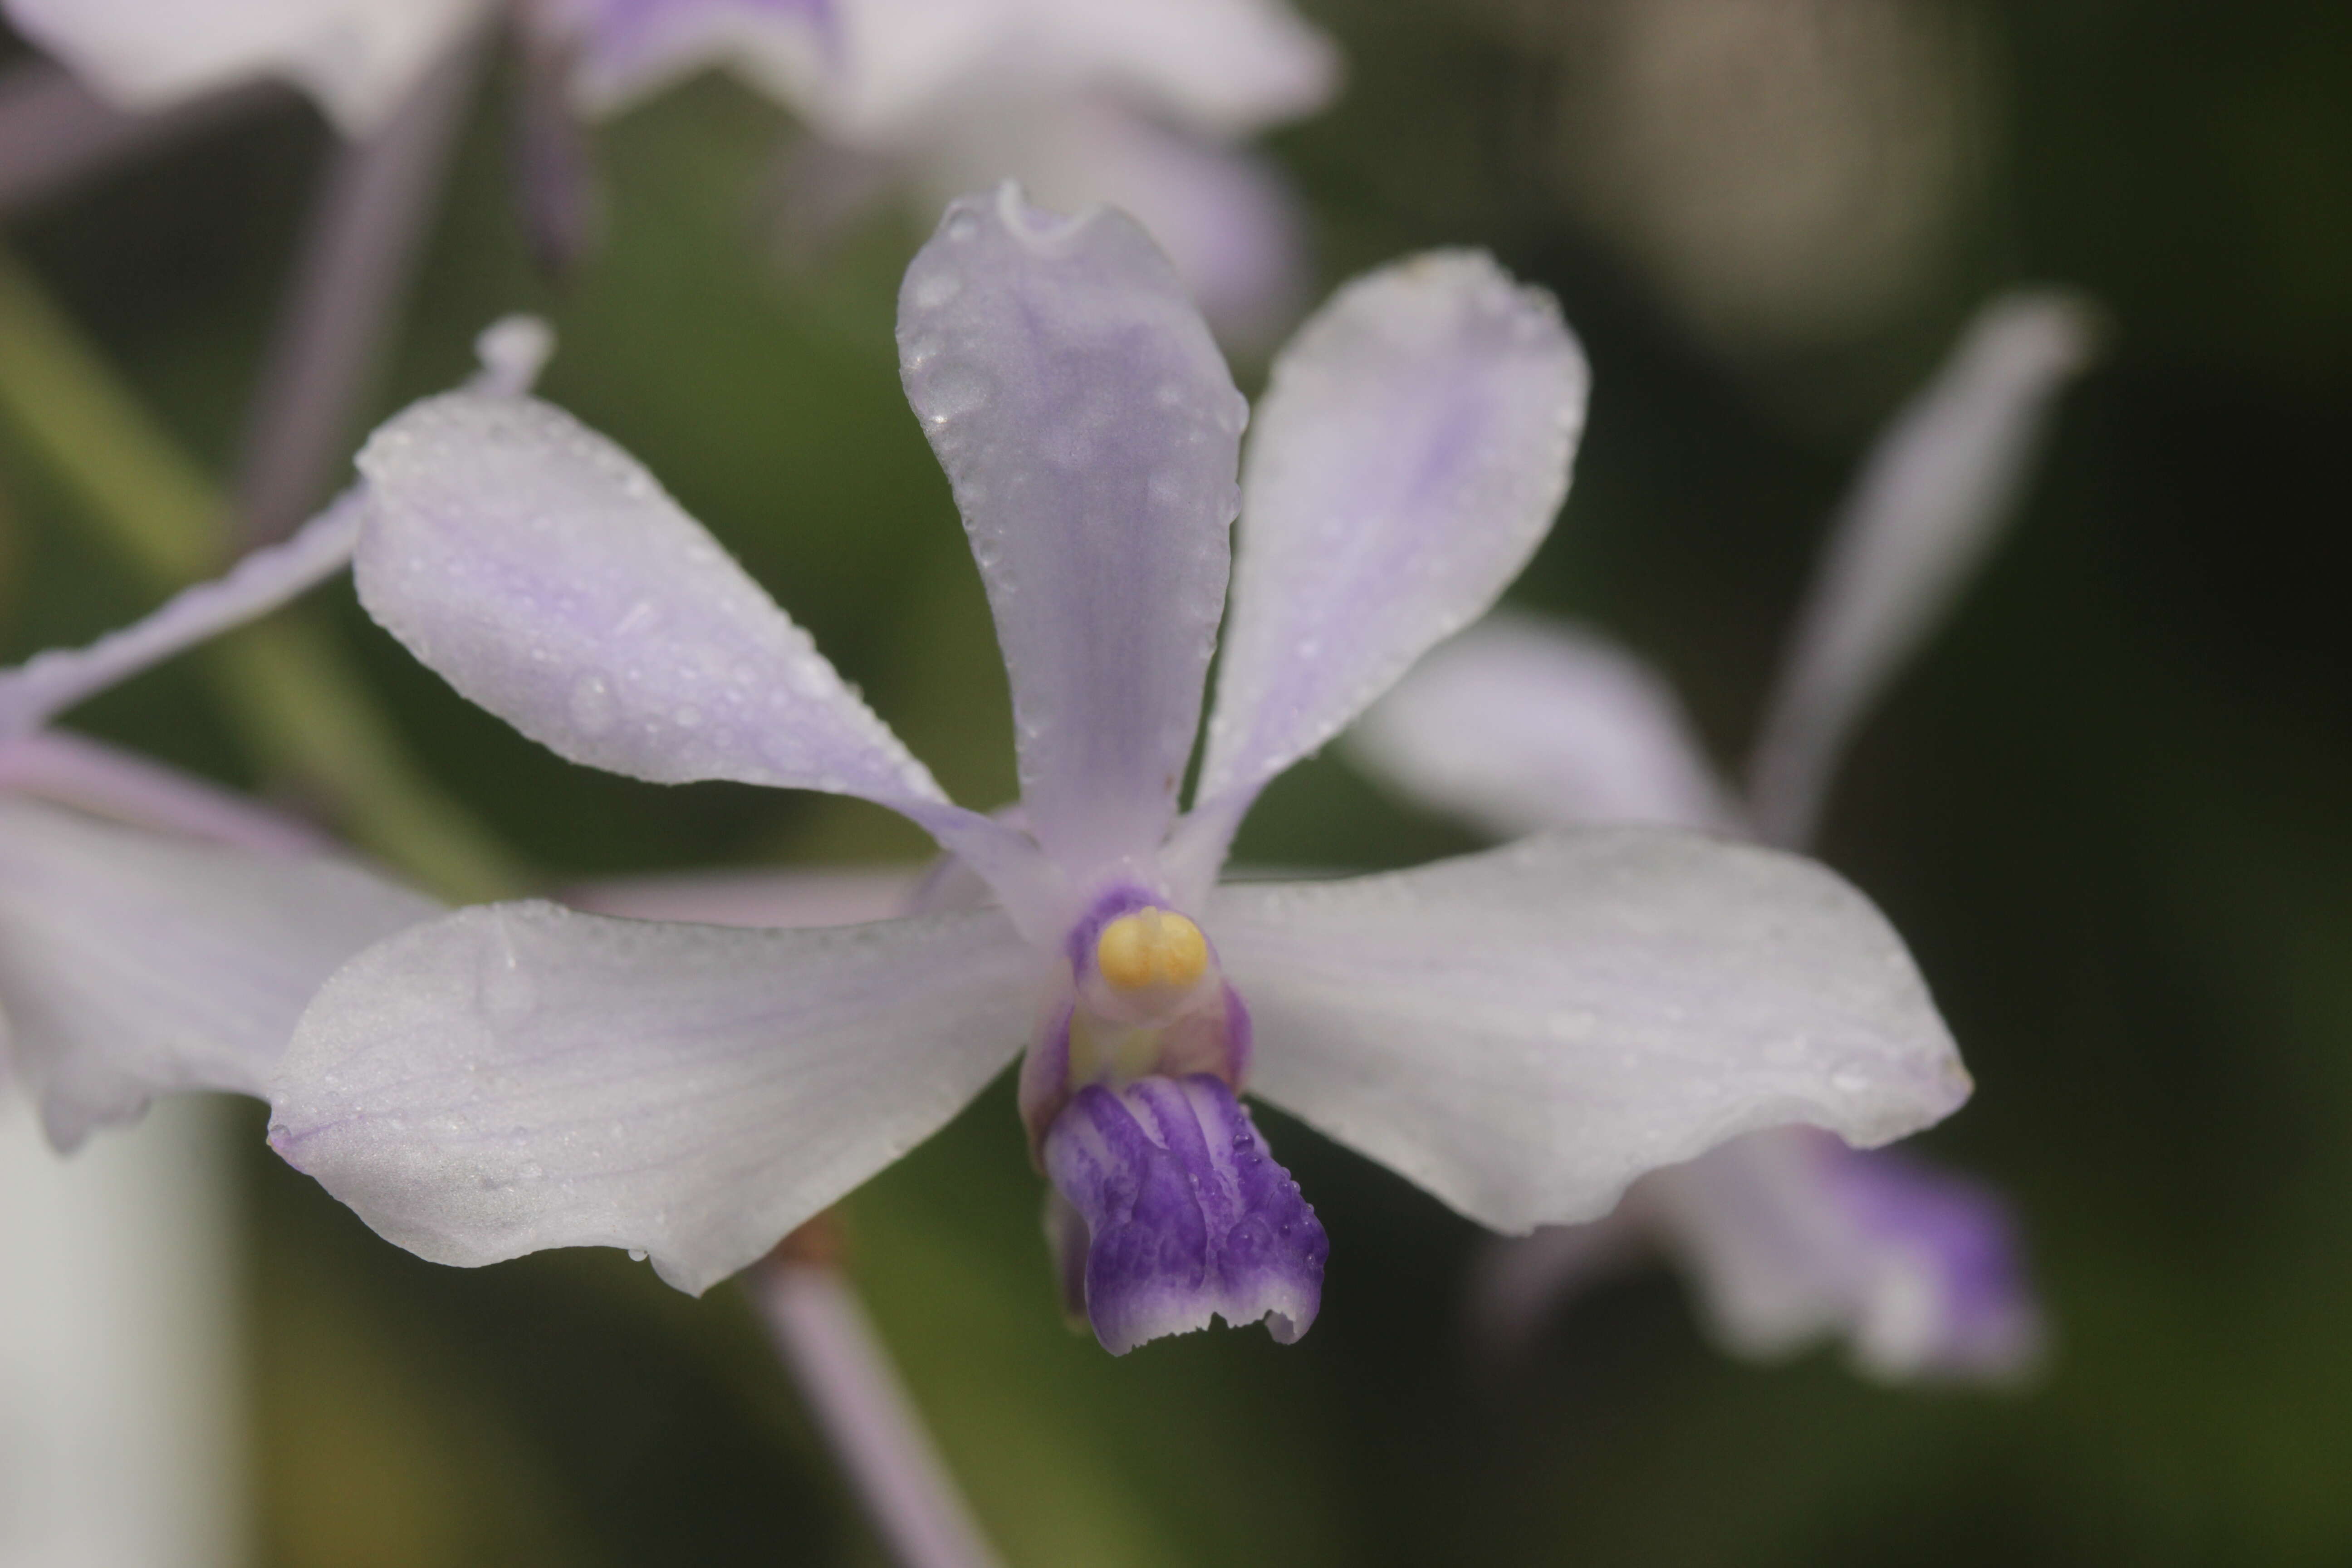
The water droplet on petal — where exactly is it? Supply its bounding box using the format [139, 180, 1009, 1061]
[568, 676, 616, 735]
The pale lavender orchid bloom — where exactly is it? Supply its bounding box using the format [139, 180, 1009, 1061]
[1354, 290, 2098, 1381]
[268, 184, 1969, 1356]
[748, 0, 1339, 346]
[0, 319, 559, 1144]
[0, 495, 443, 1149]
[0, 0, 824, 137]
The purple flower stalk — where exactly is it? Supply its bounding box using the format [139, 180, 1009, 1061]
[1356, 291, 2099, 1381]
[260, 184, 1973, 1356]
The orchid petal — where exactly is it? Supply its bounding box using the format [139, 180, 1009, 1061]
[0, 731, 326, 855]
[0, 797, 440, 1150]
[555, 0, 830, 117]
[1348, 609, 1737, 840]
[741, 0, 1334, 148]
[899, 186, 1245, 882]
[1645, 1127, 2043, 1382]
[911, 99, 1308, 352]
[1191, 253, 1589, 859]
[0, 0, 486, 136]
[0, 494, 362, 740]
[1020, 0, 1338, 137]
[351, 390, 1036, 891]
[270, 902, 1040, 1294]
[1747, 290, 2100, 844]
[1211, 830, 1969, 1234]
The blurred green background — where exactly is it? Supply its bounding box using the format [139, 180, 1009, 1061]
[5, 0, 2351, 1563]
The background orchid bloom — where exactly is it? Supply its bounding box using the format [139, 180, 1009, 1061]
[270, 184, 1968, 1357]
[0, 493, 441, 1148]
[0, 319, 558, 1143]
[1352, 290, 2099, 1381]
[745, 0, 1340, 345]
[0, 0, 825, 138]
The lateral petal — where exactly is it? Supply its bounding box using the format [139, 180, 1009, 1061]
[269, 901, 1041, 1294]
[1211, 830, 1969, 1234]
[1192, 253, 1588, 859]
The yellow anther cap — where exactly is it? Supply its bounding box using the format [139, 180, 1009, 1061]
[1095, 908, 1210, 992]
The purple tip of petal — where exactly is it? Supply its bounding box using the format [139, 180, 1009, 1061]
[1825, 1140, 2044, 1380]
[1043, 1075, 1327, 1356]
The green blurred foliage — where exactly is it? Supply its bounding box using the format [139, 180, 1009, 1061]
[5, 0, 2352, 1562]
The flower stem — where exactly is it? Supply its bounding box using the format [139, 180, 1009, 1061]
[750, 1230, 1006, 1568]
[0, 250, 527, 900]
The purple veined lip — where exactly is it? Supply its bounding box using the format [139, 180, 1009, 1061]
[1043, 1073, 1327, 1355]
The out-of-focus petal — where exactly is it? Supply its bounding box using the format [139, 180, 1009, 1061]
[1465, 1206, 1652, 1356]
[1188, 254, 1588, 875]
[0, 495, 363, 740]
[1020, 0, 1338, 137]
[270, 901, 1041, 1294]
[555, 0, 828, 116]
[735, 0, 1336, 148]
[1211, 829, 1969, 1235]
[911, 98, 1309, 353]
[1348, 609, 1737, 839]
[1645, 1126, 2043, 1382]
[1043, 1073, 1326, 1354]
[1747, 290, 2100, 845]
[899, 186, 1245, 888]
[0, 0, 486, 136]
[351, 390, 1038, 895]
[0, 732, 326, 855]
[567, 864, 921, 927]
[0, 797, 440, 1150]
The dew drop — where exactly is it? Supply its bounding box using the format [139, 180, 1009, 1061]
[568, 675, 616, 735]
[909, 270, 961, 310]
[628, 1248, 649, 1263]
[922, 363, 991, 422]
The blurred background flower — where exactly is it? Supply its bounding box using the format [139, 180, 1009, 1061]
[3, 0, 2350, 1563]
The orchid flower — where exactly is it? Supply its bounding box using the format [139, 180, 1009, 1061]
[0, 507, 425, 1567]
[742, 0, 1340, 344]
[0, 0, 808, 137]
[0, 321, 563, 1142]
[1352, 290, 2099, 1380]
[0, 490, 444, 1149]
[265, 185, 1969, 1357]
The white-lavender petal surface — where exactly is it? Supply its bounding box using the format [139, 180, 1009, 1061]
[270, 901, 1041, 1294]
[1216, 830, 1969, 1234]
[1192, 253, 1588, 859]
